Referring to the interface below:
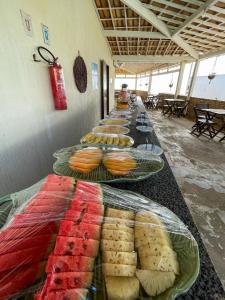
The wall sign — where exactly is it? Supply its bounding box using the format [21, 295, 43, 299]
[91, 63, 98, 90]
[42, 24, 50, 45]
[20, 10, 33, 37]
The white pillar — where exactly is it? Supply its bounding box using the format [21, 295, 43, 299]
[175, 61, 185, 98]
[135, 74, 138, 91]
[187, 60, 199, 100]
[148, 73, 152, 95]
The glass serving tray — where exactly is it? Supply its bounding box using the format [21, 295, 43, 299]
[53, 144, 164, 183]
[80, 133, 134, 147]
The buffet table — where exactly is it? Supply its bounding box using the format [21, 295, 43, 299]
[110, 101, 225, 299]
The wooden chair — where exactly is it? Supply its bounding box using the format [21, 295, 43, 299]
[191, 107, 216, 138]
[162, 100, 173, 116]
[174, 101, 189, 117]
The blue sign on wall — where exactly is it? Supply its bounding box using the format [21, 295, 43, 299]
[42, 24, 49, 45]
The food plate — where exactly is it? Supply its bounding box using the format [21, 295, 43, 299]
[136, 126, 153, 133]
[80, 132, 134, 147]
[93, 125, 130, 135]
[137, 144, 164, 156]
[136, 118, 150, 124]
[99, 118, 130, 126]
[53, 144, 164, 183]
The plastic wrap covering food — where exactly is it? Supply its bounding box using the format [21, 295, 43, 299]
[80, 132, 134, 147]
[0, 179, 199, 299]
[92, 125, 130, 135]
[53, 145, 164, 183]
[99, 119, 130, 126]
[0, 174, 75, 299]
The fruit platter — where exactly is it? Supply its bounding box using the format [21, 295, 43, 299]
[80, 132, 134, 147]
[53, 145, 164, 182]
[99, 118, 130, 126]
[93, 125, 130, 135]
[0, 175, 199, 299]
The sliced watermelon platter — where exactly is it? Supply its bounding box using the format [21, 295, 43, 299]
[0, 175, 104, 300]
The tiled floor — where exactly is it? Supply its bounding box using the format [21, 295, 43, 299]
[148, 109, 225, 289]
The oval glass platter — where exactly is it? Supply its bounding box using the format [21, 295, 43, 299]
[53, 144, 164, 183]
[80, 132, 134, 147]
[91, 185, 200, 300]
[99, 118, 130, 126]
[93, 125, 130, 135]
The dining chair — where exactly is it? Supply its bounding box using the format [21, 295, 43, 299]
[162, 100, 173, 116]
[191, 107, 216, 138]
[175, 101, 189, 117]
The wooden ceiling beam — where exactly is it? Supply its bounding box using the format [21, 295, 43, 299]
[103, 30, 166, 39]
[120, 0, 199, 59]
[113, 55, 194, 63]
[173, 0, 218, 36]
[144, 1, 196, 14]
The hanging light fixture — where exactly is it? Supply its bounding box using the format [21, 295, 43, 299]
[169, 73, 174, 89]
[208, 56, 218, 84]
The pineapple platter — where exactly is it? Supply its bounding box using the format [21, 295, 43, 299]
[80, 132, 134, 147]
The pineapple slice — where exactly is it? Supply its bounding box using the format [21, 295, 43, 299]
[138, 243, 175, 258]
[135, 225, 171, 248]
[106, 208, 135, 220]
[105, 276, 139, 300]
[103, 263, 136, 277]
[136, 269, 175, 296]
[103, 251, 137, 265]
[135, 211, 162, 225]
[140, 254, 179, 274]
[102, 229, 134, 242]
[101, 240, 134, 252]
[102, 223, 134, 234]
[104, 216, 134, 227]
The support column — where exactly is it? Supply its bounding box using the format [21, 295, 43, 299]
[187, 60, 199, 100]
[135, 74, 138, 91]
[148, 72, 152, 95]
[175, 61, 185, 98]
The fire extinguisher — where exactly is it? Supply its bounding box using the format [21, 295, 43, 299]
[37, 47, 67, 110]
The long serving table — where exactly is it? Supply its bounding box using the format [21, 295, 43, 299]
[110, 101, 225, 299]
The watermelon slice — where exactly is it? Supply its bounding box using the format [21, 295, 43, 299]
[28, 196, 70, 207]
[11, 212, 64, 226]
[41, 174, 74, 192]
[45, 272, 93, 290]
[32, 191, 71, 201]
[0, 245, 52, 272]
[70, 200, 104, 215]
[73, 189, 102, 203]
[35, 289, 88, 300]
[0, 261, 46, 299]
[46, 255, 94, 272]
[0, 222, 58, 242]
[65, 210, 102, 225]
[76, 180, 101, 194]
[24, 205, 68, 214]
[54, 236, 99, 257]
[0, 234, 55, 255]
[59, 220, 100, 240]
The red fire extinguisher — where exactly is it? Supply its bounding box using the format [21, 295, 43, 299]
[49, 63, 67, 110]
[37, 47, 67, 110]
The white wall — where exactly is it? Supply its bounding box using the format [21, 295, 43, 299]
[0, 0, 114, 196]
[192, 75, 225, 101]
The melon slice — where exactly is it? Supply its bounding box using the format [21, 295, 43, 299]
[0, 234, 55, 255]
[103, 263, 136, 277]
[73, 189, 102, 203]
[28, 197, 69, 207]
[11, 213, 64, 226]
[76, 180, 102, 195]
[101, 240, 134, 252]
[102, 229, 134, 242]
[136, 269, 176, 296]
[0, 245, 52, 272]
[105, 276, 139, 300]
[65, 209, 103, 225]
[46, 255, 94, 272]
[54, 236, 99, 257]
[24, 205, 67, 214]
[0, 261, 46, 299]
[41, 289, 88, 300]
[103, 251, 137, 265]
[59, 220, 100, 240]
[0, 222, 58, 241]
[45, 271, 93, 290]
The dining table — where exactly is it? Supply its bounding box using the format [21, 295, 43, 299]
[110, 99, 225, 299]
[163, 98, 186, 117]
[201, 108, 225, 141]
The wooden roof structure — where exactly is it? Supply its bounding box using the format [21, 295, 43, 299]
[93, 0, 225, 72]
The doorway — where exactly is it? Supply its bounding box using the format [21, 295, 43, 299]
[100, 60, 109, 119]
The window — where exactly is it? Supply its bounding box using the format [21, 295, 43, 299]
[137, 76, 149, 91]
[115, 77, 136, 90]
[151, 71, 179, 95]
[180, 62, 195, 96]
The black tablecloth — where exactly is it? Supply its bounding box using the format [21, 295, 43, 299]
[110, 107, 225, 299]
